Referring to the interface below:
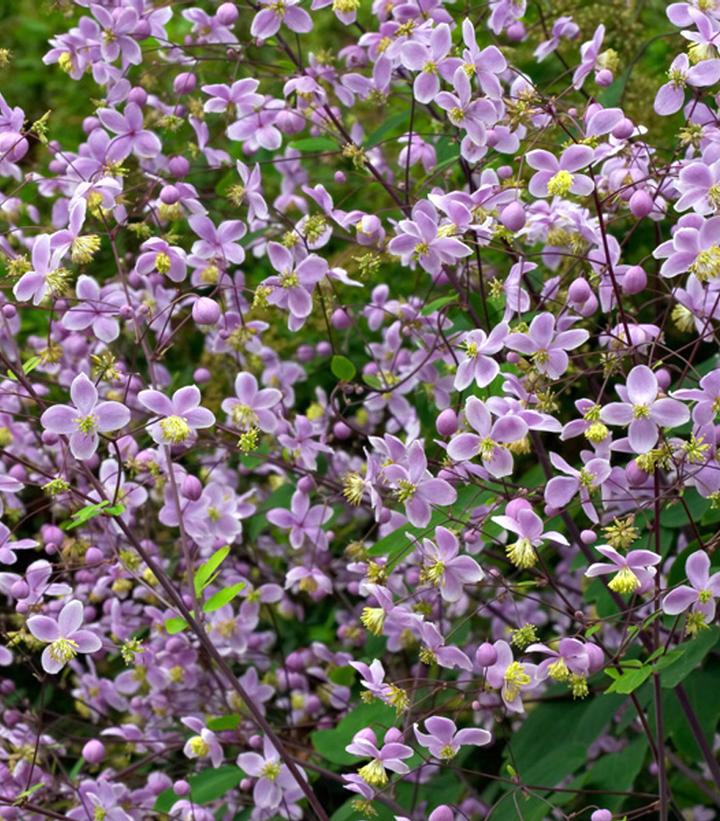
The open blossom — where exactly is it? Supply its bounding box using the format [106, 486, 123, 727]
[382, 440, 457, 527]
[655, 53, 720, 115]
[222, 372, 283, 433]
[61, 275, 124, 342]
[40, 373, 131, 460]
[97, 102, 162, 161]
[485, 640, 539, 713]
[27, 600, 102, 674]
[181, 717, 224, 768]
[13, 234, 65, 305]
[526, 145, 595, 199]
[447, 396, 528, 477]
[267, 490, 332, 550]
[260, 242, 329, 330]
[505, 313, 589, 378]
[250, 0, 312, 39]
[544, 453, 611, 523]
[388, 200, 472, 277]
[414, 716, 491, 760]
[453, 323, 508, 389]
[419, 526, 484, 601]
[345, 727, 413, 787]
[237, 737, 299, 810]
[585, 545, 661, 594]
[491, 504, 569, 569]
[600, 365, 690, 453]
[400, 24, 461, 104]
[663, 550, 720, 629]
[653, 215, 720, 281]
[0, 522, 37, 566]
[138, 385, 215, 446]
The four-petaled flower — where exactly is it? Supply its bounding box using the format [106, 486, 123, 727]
[345, 727, 413, 787]
[41, 373, 131, 460]
[663, 549, 720, 631]
[585, 545, 661, 594]
[27, 599, 102, 674]
[414, 716, 491, 760]
[600, 365, 689, 453]
[138, 385, 215, 447]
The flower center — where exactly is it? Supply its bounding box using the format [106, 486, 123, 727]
[75, 414, 98, 434]
[503, 661, 531, 701]
[189, 736, 210, 757]
[358, 758, 388, 787]
[632, 403, 650, 419]
[699, 588, 713, 604]
[608, 566, 640, 594]
[231, 403, 258, 429]
[155, 252, 171, 274]
[160, 415, 191, 444]
[506, 537, 537, 569]
[49, 637, 79, 666]
[547, 170, 574, 197]
[395, 479, 417, 502]
[690, 245, 720, 281]
[360, 606, 385, 635]
[547, 658, 570, 681]
[261, 760, 282, 780]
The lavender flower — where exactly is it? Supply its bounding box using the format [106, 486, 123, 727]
[585, 545, 661, 594]
[40, 373, 130, 460]
[663, 549, 720, 630]
[138, 386, 215, 446]
[414, 716, 491, 759]
[27, 600, 102, 674]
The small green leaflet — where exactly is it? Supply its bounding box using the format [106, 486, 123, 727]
[203, 582, 245, 613]
[194, 546, 230, 595]
[331, 355, 356, 382]
[287, 136, 338, 153]
[421, 295, 458, 316]
[62, 500, 125, 530]
[6, 355, 42, 381]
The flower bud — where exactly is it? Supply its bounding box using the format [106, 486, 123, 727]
[82, 740, 105, 764]
[297, 476, 315, 494]
[331, 308, 352, 329]
[2, 303, 16, 319]
[595, 69, 614, 86]
[581, 529, 597, 544]
[505, 498, 532, 518]
[591, 811, 612, 821]
[160, 185, 180, 205]
[316, 341, 332, 357]
[0, 132, 28, 164]
[626, 459, 649, 487]
[168, 155, 190, 178]
[436, 408, 458, 437]
[173, 780, 190, 796]
[127, 87, 147, 106]
[333, 421, 352, 440]
[85, 547, 103, 565]
[429, 807, 454, 821]
[500, 201, 526, 231]
[192, 297, 221, 326]
[194, 367, 211, 383]
[497, 165, 513, 180]
[173, 72, 197, 95]
[629, 189, 653, 218]
[476, 642, 497, 667]
[622, 265, 647, 295]
[10, 580, 28, 599]
[568, 277, 592, 304]
[506, 21, 525, 40]
[181, 475, 203, 501]
[217, 2, 239, 24]
[83, 116, 100, 134]
[656, 367, 671, 390]
[612, 117, 634, 139]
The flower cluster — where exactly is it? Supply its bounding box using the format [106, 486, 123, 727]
[0, 0, 719, 820]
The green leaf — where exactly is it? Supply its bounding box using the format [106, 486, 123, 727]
[364, 111, 410, 148]
[605, 665, 652, 694]
[194, 546, 230, 596]
[421, 296, 458, 316]
[288, 137, 338, 152]
[206, 715, 242, 732]
[203, 582, 246, 613]
[659, 626, 720, 688]
[165, 616, 188, 635]
[312, 701, 397, 766]
[331, 355, 356, 382]
[62, 500, 110, 530]
[154, 765, 244, 812]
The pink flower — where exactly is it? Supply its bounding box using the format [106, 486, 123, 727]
[27, 600, 102, 674]
[40, 373, 131, 460]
